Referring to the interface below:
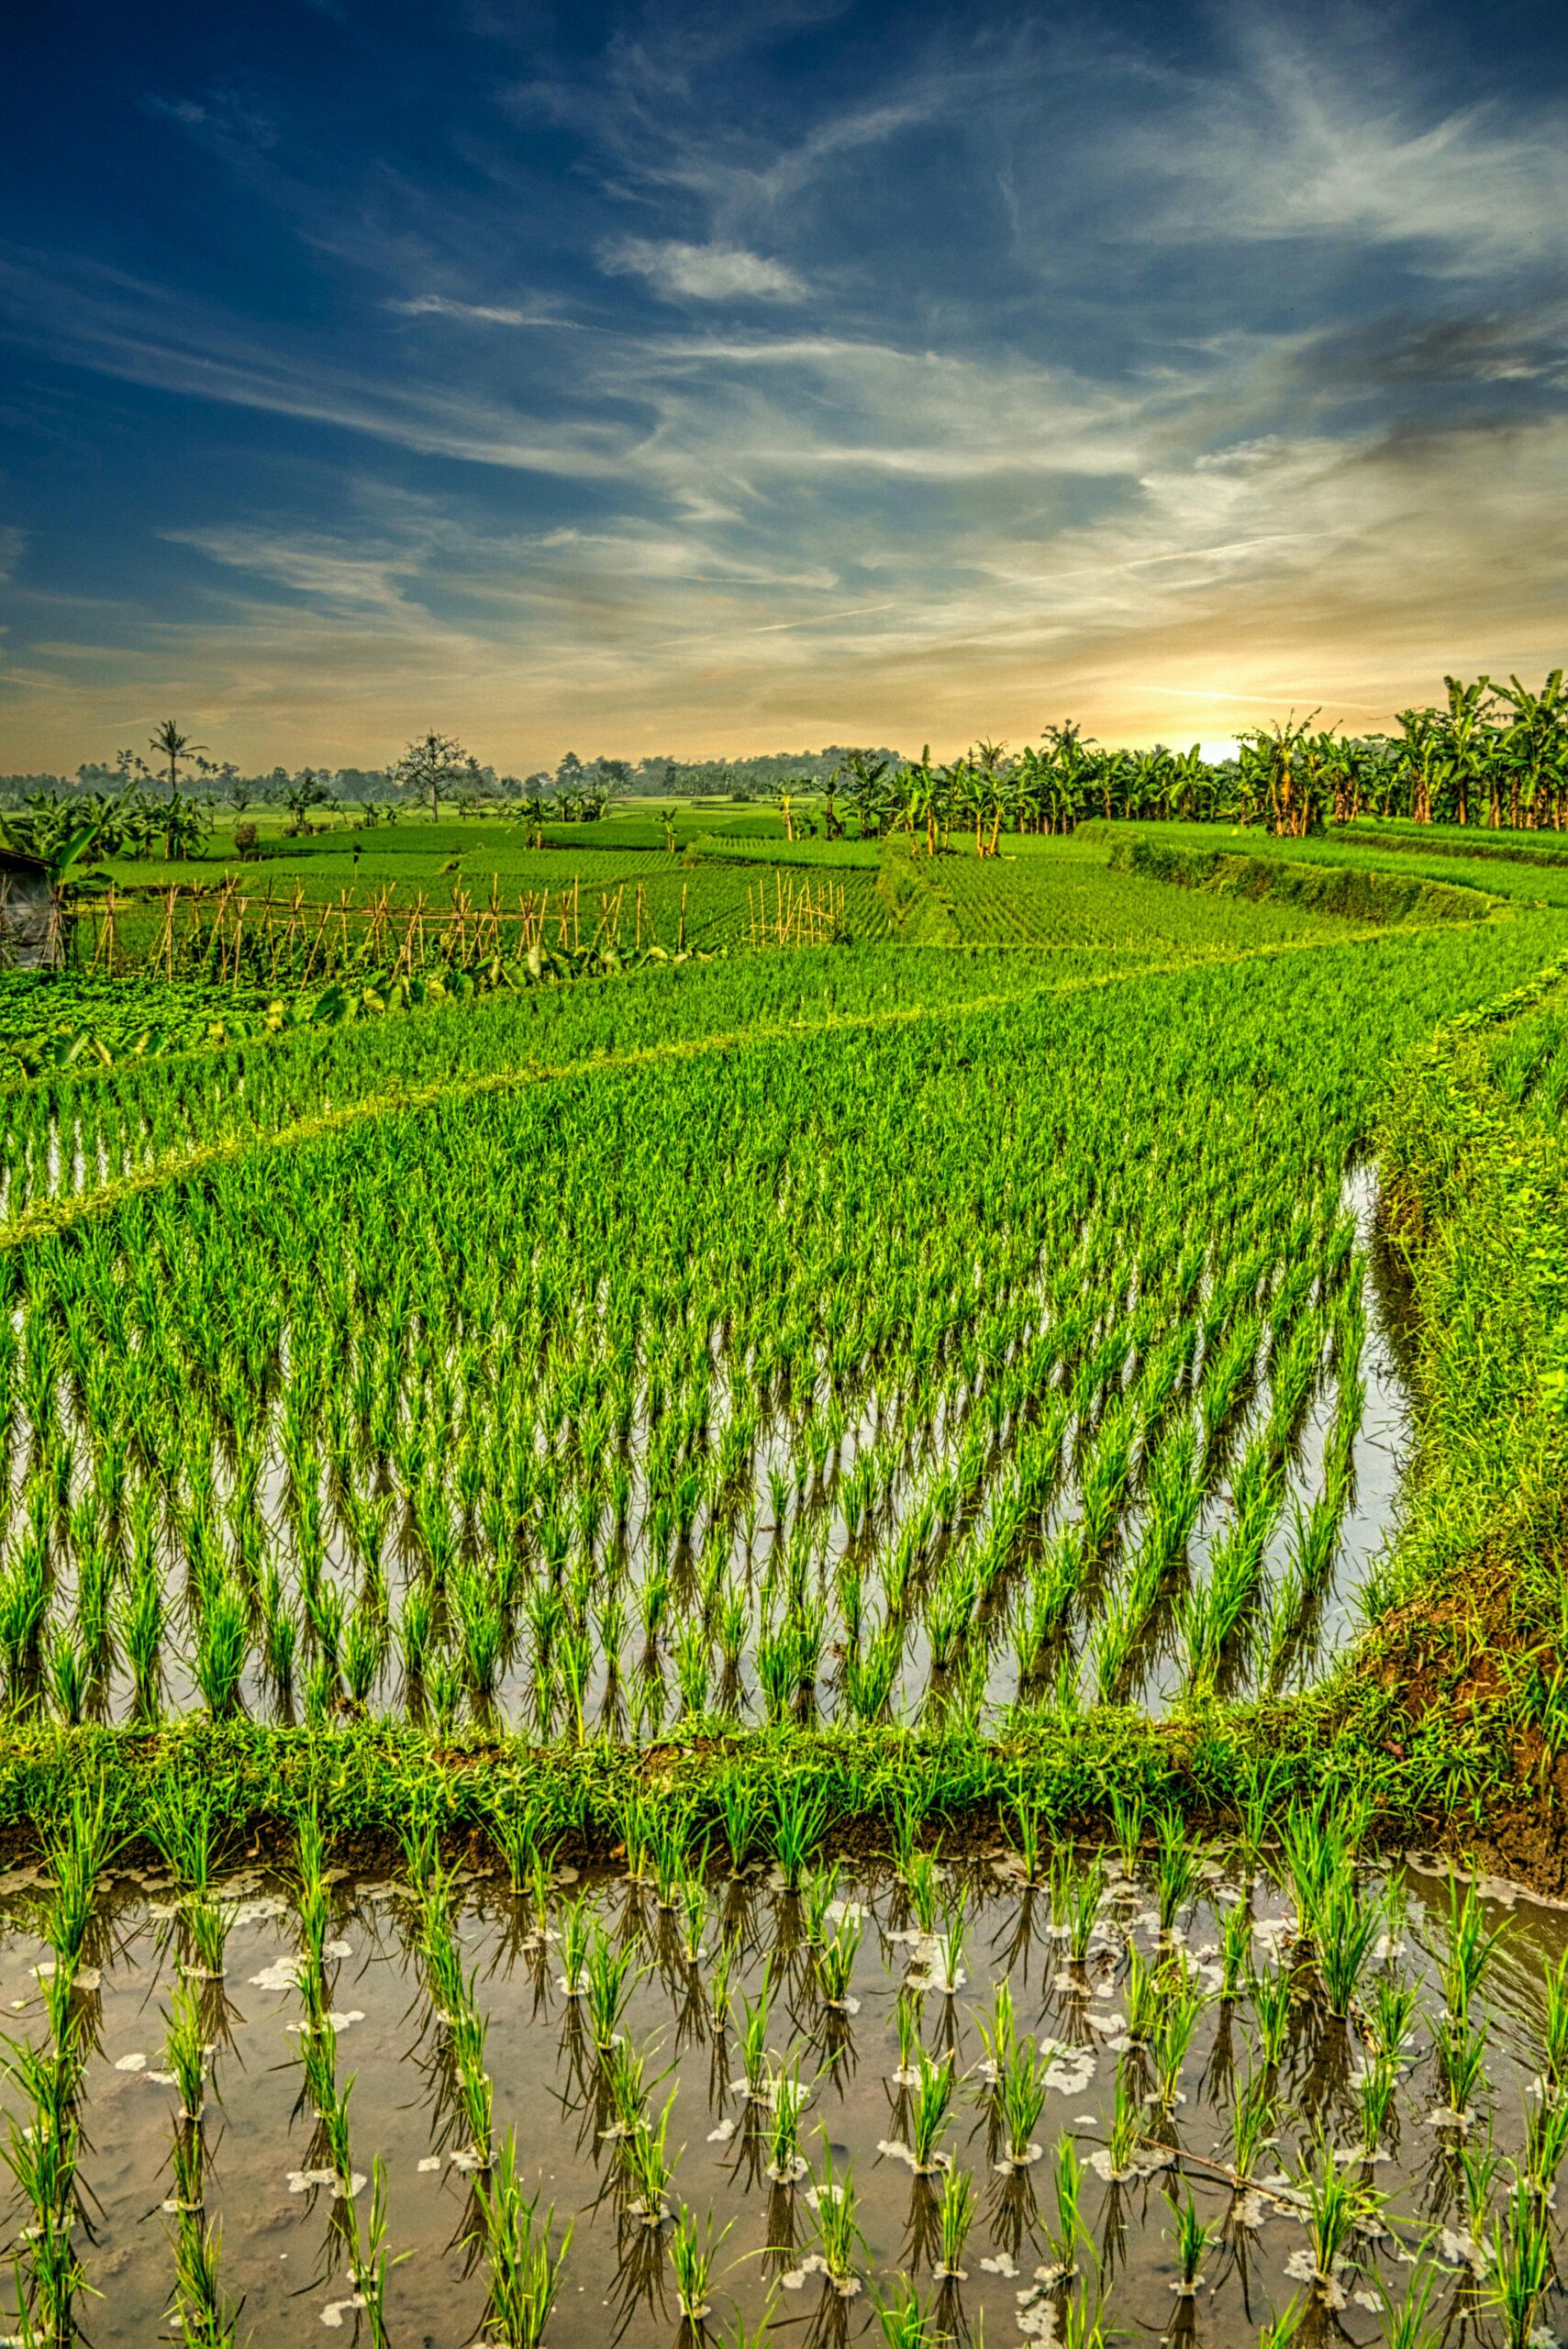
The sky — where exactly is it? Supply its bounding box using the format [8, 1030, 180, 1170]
[2, 0, 1565, 774]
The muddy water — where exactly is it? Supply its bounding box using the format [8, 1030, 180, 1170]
[0, 1850, 1561, 2347]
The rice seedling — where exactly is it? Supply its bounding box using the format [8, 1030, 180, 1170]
[1165, 2188, 1213, 2293]
[905, 1852, 941, 1937]
[716, 1775, 762, 1876]
[1440, 1876, 1506, 2021]
[42, 1784, 116, 1965]
[1258, 2300, 1303, 2349]
[771, 1780, 828, 1892]
[893, 1990, 921, 2086]
[668, 2204, 731, 2322]
[163, 1980, 209, 2126]
[906, 2050, 953, 2174]
[932, 1899, 965, 1998]
[1040, 2133, 1087, 2281]
[350, 2158, 407, 2349]
[1373, 2264, 1445, 2349]
[995, 2030, 1049, 2168]
[707, 1928, 740, 2035]
[1123, 1944, 1162, 2046]
[473, 2131, 573, 2344]
[555, 1896, 590, 1999]
[676, 1876, 708, 1969]
[1355, 2053, 1399, 2154]
[739, 1966, 773, 2099]
[623, 2087, 682, 2222]
[1006, 1795, 1048, 1887]
[1153, 1808, 1202, 1933]
[584, 1926, 642, 2053]
[800, 1860, 842, 1948]
[1109, 1788, 1144, 1877]
[1249, 1959, 1295, 2070]
[1523, 2085, 1568, 2197]
[1106, 2056, 1142, 2176]
[1295, 2136, 1381, 2288]
[1460, 2128, 1505, 2243]
[816, 1909, 863, 2009]
[1432, 2009, 1488, 2118]
[650, 1800, 698, 1910]
[192, 1579, 249, 1719]
[765, 2059, 811, 2184]
[909, 2160, 965, 2287]
[167, 2213, 239, 2348]
[1369, 1975, 1420, 2065]
[1316, 1872, 1382, 2018]
[1152, 1979, 1204, 2110]
[1052, 1847, 1106, 1964]
[1229, 2064, 1277, 2179]
[1219, 1898, 1253, 1998]
[871, 2277, 936, 2349]
[1490, 2174, 1553, 2349]
[812, 2139, 866, 2295]
[45, 1632, 87, 1727]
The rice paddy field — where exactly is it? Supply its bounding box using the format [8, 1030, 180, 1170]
[0, 815, 1565, 2346]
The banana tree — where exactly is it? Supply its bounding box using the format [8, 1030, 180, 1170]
[900, 750, 940, 856]
[1238, 712, 1322, 835]
[1487, 671, 1567, 829]
[838, 751, 891, 839]
[1437, 675, 1495, 828]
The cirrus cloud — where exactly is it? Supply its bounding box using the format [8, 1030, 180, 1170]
[599, 238, 807, 303]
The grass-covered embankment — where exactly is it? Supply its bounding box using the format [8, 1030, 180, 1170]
[0, 1691, 1446, 1876]
[1354, 959, 1568, 1883]
[1101, 828, 1501, 925]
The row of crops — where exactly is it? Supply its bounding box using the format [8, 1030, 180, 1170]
[5, 1779, 1568, 2349]
[0, 829, 1565, 2344]
[0, 839, 1466, 1241]
[0, 911, 1554, 1743]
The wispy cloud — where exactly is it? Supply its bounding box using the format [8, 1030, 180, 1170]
[386, 294, 582, 328]
[599, 239, 807, 302]
[1, 0, 1564, 767]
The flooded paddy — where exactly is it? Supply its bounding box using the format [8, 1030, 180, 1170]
[2, 1835, 1562, 2346]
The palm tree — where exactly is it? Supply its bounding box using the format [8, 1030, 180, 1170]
[150, 719, 206, 797]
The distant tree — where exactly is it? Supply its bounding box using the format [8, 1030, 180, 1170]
[150, 718, 206, 798]
[283, 770, 331, 836]
[391, 730, 473, 821]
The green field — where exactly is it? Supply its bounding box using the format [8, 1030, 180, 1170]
[2, 818, 1566, 2346]
[0, 817, 1560, 1767]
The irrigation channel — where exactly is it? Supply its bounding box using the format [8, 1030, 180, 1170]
[1, 1838, 1562, 2347]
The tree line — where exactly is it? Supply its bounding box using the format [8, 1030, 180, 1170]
[2, 673, 1562, 865]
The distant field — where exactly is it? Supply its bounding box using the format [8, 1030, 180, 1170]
[93, 813, 1454, 963]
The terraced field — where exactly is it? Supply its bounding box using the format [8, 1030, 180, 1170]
[0, 827, 1564, 2346]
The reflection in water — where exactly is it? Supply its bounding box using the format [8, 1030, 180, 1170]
[0, 1844, 1562, 2347]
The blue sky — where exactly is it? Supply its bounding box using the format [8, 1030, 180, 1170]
[2, 0, 1565, 770]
